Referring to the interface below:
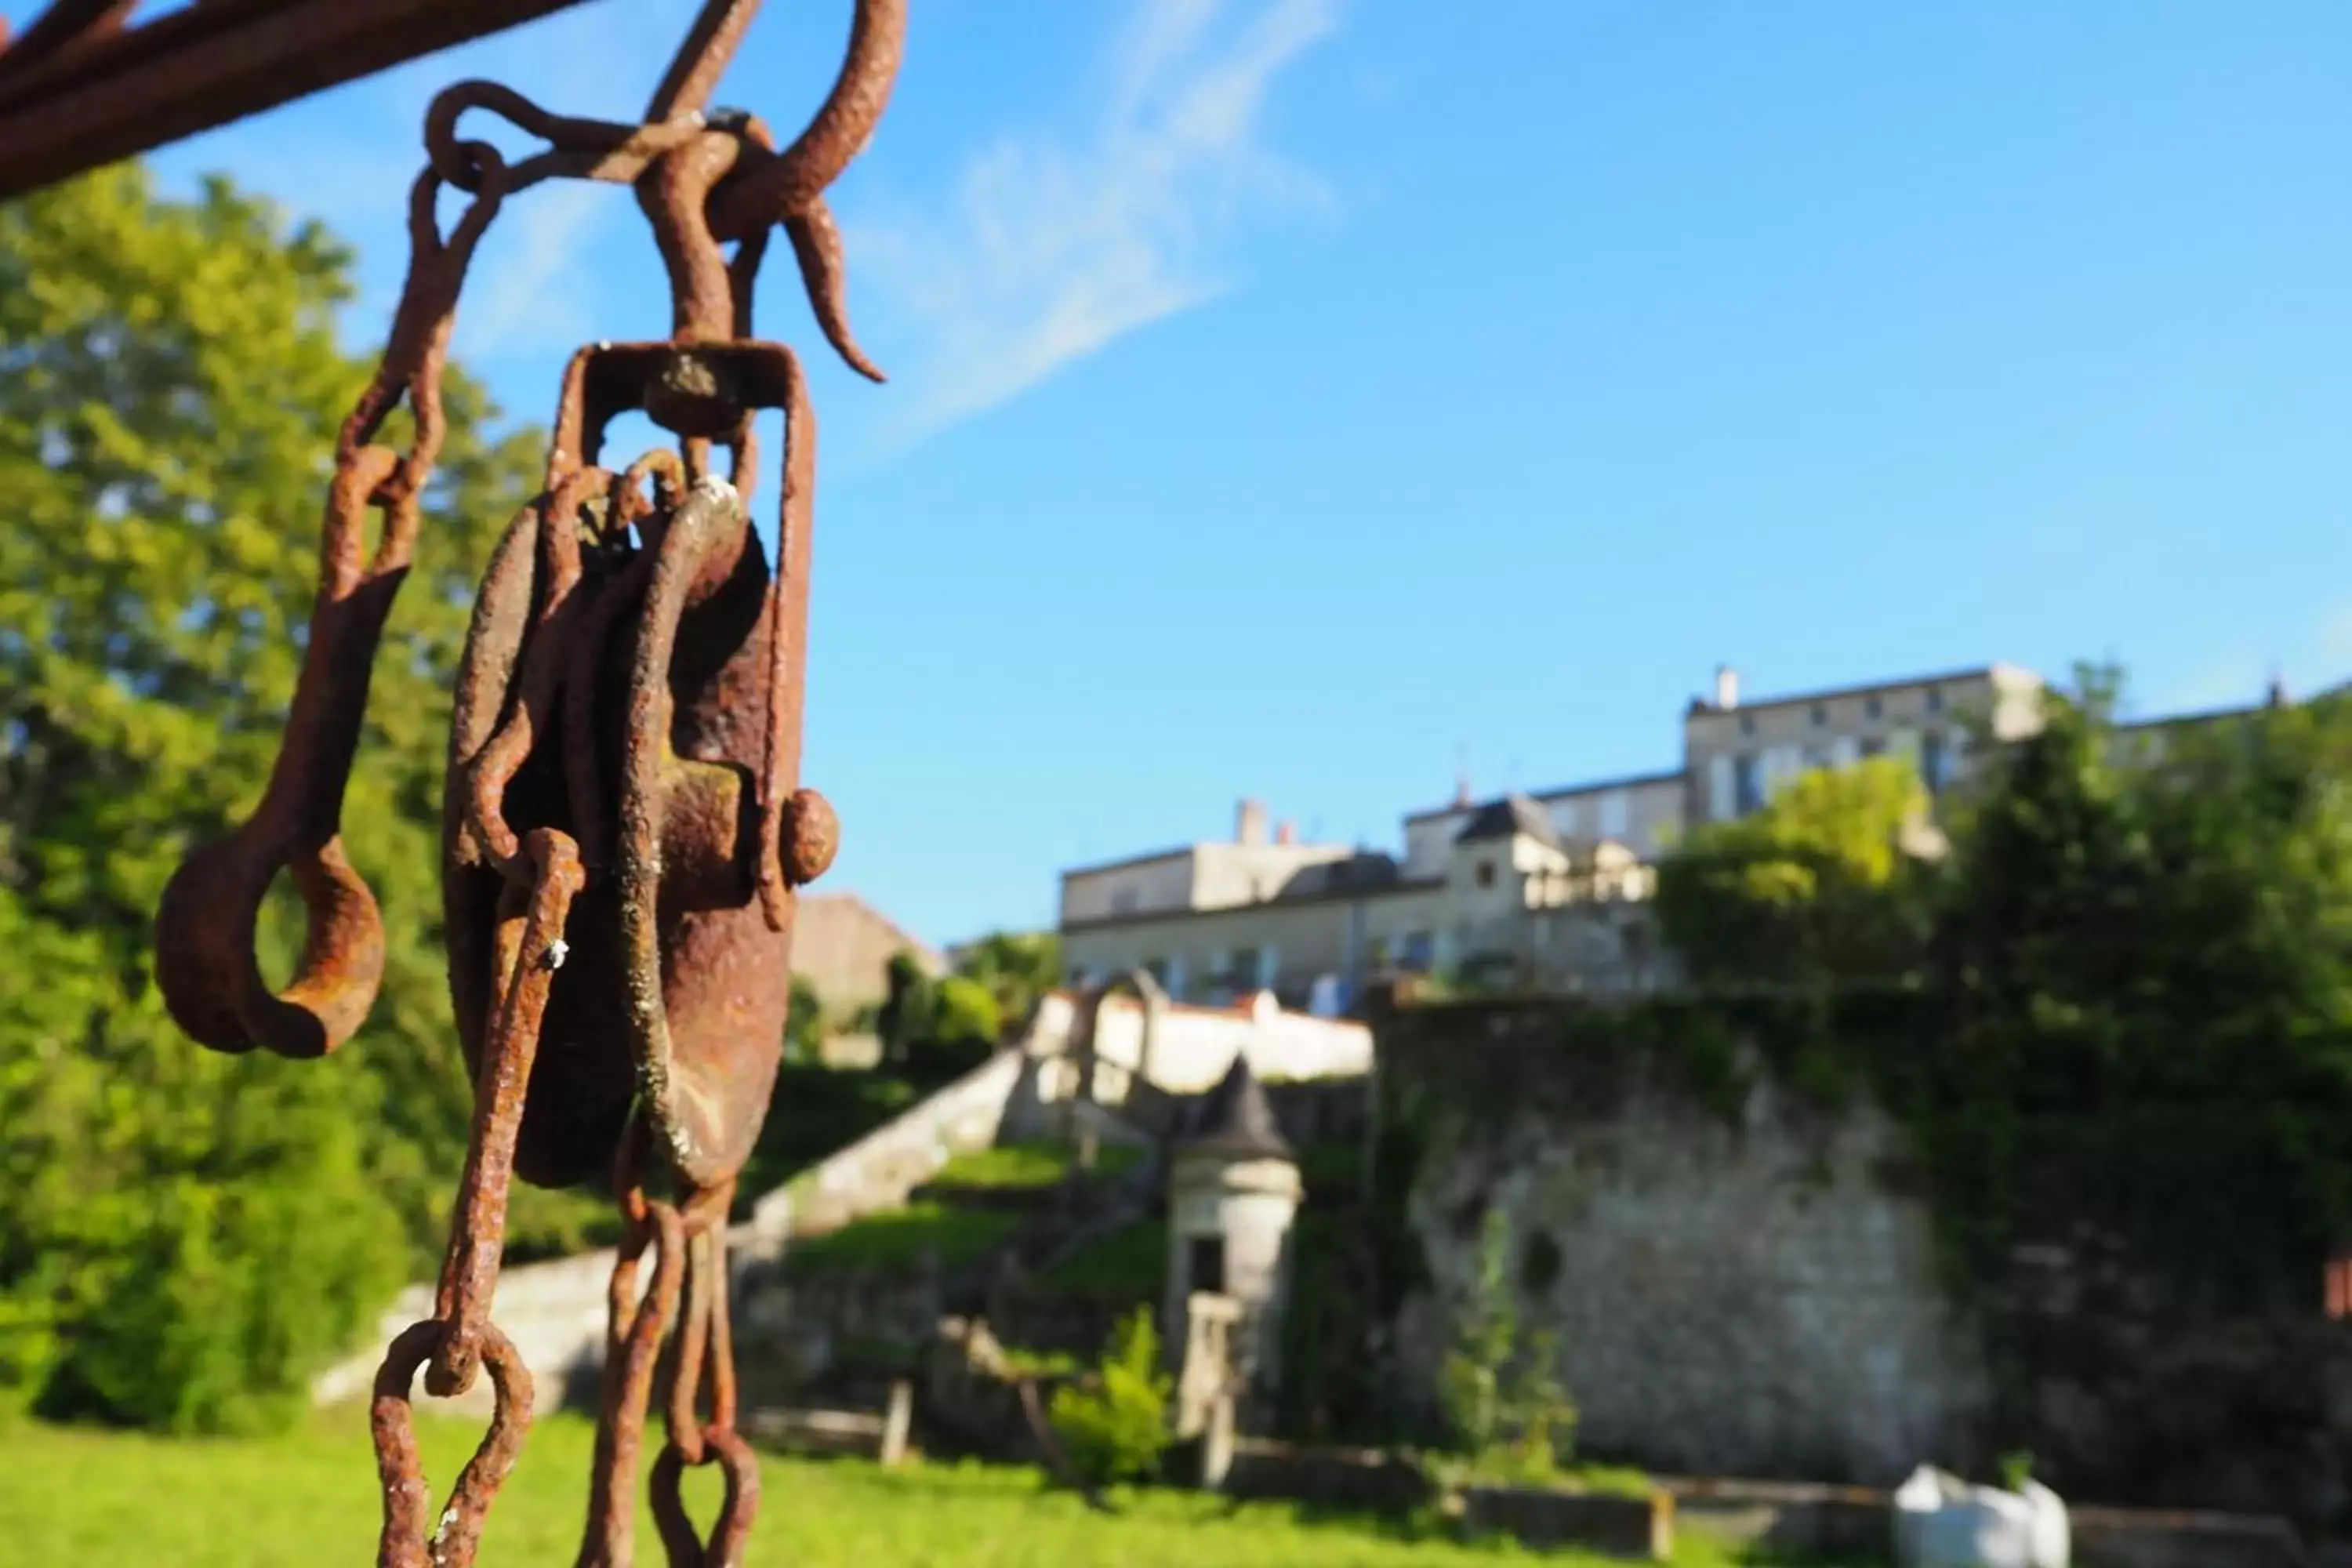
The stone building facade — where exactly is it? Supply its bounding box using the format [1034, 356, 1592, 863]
[793, 893, 942, 1009]
[1058, 659, 2270, 1005]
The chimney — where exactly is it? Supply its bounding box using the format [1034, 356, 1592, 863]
[2268, 667, 2288, 709]
[1714, 663, 1740, 710]
[1235, 798, 1269, 846]
[1454, 775, 1473, 809]
[1276, 821, 1297, 846]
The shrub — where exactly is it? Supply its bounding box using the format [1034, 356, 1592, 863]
[1047, 1306, 1172, 1487]
[1438, 1208, 1577, 1482]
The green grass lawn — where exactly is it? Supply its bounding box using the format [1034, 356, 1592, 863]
[930, 1140, 1147, 1190]
[786, 1200, 1023, 1275]
[1038, 1218, 1167, 1295]
[0, 1410, 1774, 1567]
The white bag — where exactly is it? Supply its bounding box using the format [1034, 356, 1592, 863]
[2021, 1480, 2071, 1568]
[1893, 1465, 2069, 1568]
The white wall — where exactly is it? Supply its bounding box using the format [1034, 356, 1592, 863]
[1060, 851, 1197, 925]
[1022, 989, 1373, 1102]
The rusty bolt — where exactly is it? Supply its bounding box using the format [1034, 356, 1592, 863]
[784, 788, 838, 886]
[644, 350, 743, 439]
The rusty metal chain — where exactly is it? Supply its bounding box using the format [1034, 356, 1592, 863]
[151, 1, 905, 1561]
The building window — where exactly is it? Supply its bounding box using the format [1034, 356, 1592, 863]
[1733, 753, 1763, 815]
[1401, 931, 1434, 973]
[1475, 860, 1497, 889]
[1188, 1236, 1227, 1298]
[1143, 957, 1168, 988]
[1865, 694, 1883, 720]
[1738, 713, 1755, 737]
[1860, 736, 1886, 759]
[1598, 790, 1628, 840]
[1922, 730, 1949, 793]
[1802, 743, 1828, 770]
[1810, 702, 1827, 727]
[1228, 947, 1261, 992]
[1926, 686, 1944, 713]
[1110, 886, 1138, 915]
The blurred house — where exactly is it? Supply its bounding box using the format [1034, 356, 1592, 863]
[793, 895, 939, 1067]
[1058, 660, 2283, 1004]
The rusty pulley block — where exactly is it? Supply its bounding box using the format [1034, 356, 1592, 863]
[446, 341, 839, 1196]
[147, 2, 904, 1563]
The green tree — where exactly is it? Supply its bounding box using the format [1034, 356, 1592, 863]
[1910, 665, 2352, 1321]
[784, 974, 828, 1066]
[875, 949, 937, 1067]
[931, 975, 1001, 1048]
[906, 974, 1002, 1078]
[952, 930, 1061, 1036]
[1655, 754, 1936, 988]
[0, 164, 540, 1428]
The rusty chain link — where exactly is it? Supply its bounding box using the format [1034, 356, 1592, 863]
[151, 1, 905, 1561]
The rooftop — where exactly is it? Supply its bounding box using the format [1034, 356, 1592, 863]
[1402, 768, 1683, 826]
[1684, 662, 2020, 720]
[1177, 1054, 1295, 1163]
[1454, 793, 1564, 851]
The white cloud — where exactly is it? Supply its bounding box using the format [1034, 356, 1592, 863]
[849, 0, 1343, 448]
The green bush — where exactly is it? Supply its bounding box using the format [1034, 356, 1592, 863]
[1438, 1209, 1577, 1482]
[784, 974, 828, 1066]
[1047, 1306, 1173, 1487]
[5, 980, 407, 1432]
[931, 975, 1002, 1047]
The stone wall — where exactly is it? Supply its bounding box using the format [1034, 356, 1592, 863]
[1018, 989, 1374, 1104]
[314, 1048, 1028, 1418]
[1378, 998, 2352, 1523]
[1392, 1028, 1988, 1485]
[732, 1264, 944, 1409]
[315, 1241, 644, 1419]
[745, 1047, 1024, 1247]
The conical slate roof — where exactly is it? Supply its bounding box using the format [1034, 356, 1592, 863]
[1178, 1054, 1295, 1162]
[1453, 793, 1562, 851]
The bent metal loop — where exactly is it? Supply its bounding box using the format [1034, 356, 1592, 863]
[148, 2, 903, 1562]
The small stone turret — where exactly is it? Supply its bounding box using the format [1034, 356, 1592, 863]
[1164, 1054, 1303, 1410]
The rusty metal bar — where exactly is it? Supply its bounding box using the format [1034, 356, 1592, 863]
[0, 0, 136, 90]
[0, 0, 598, 203]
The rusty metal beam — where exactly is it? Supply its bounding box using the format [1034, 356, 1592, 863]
[0, 0, 601, 204]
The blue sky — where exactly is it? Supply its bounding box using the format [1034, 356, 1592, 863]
[22, 2, 2352, 945]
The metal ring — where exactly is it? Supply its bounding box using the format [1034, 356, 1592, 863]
[372, 1319, 534, 1568]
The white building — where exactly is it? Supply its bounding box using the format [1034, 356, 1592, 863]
[1058, 660, 2277, 1004]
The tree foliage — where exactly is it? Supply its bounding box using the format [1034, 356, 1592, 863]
[0, 164, 543, 1428]
[1655, 755, 1936, 987]
[784, 974, 828, 1066]
[1047, 1306, 1173, 1488]
[1916, 669, 2352, 1301]
[951, 930, 1061, 1035]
